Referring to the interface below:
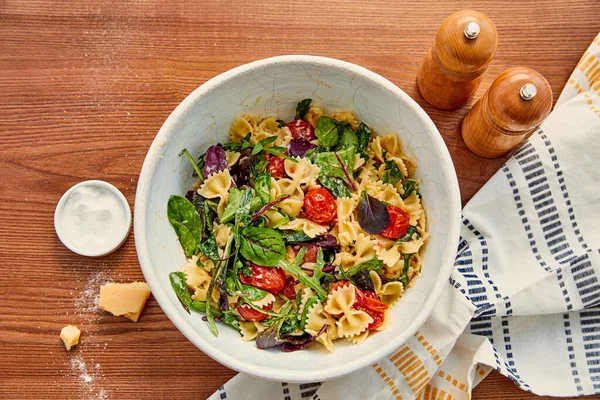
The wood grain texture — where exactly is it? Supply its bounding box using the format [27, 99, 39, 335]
[1, 1, 599, 399]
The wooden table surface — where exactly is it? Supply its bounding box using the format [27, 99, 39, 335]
[1, 1, 599, 399]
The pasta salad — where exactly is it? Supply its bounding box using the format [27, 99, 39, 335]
[167, 99, 427, 352]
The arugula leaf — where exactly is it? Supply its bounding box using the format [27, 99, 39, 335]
[315, 116, 339, 148]
[169, 271, 209, 313]
[205, 236, 234, 337]
[254, 172, 272, 205]
[396, 226, 420, 244]
[179, 148, 204, 179]
[319, 176, 350, 198]
[280, 249, 328, 300]
[220, 187, 242, 224]
[241, 263, 253, 276]
[356, 123, 371, 158]
[401, 179, 418, 199]
[382, 158, 403, 186]
[199, 232, 220, 263]
[252, 136, 278, 155]
[338, 257, 384, 280]
[240, 227, 286, 266]
[295, 98, 312, 120]
[299, 296, 319, 330]
[335, 123, 358, 150]
[250, 152, 269, 178]
[220, 310, 241, 331]
[265, 146, 298, 163]
[400, 255, 412, 286]
[167, 195, 202, 258]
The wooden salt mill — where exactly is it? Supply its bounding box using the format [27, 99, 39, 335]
[417, 10, 498, 110]
[462, 67, 553, 158]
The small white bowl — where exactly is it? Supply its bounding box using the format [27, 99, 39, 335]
[55, 180, 132, 257]
[135, 55, 461, 383]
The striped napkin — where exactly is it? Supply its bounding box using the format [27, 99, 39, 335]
[210, 33, 600, 400]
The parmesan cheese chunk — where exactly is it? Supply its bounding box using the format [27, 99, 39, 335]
[60, 325, 81, 351]
[99, 282, 151, 322]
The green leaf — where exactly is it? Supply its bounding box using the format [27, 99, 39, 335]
[240, 227, 286, 266]
[265, 146, 298, 163]
[220, 187, 242, 224]
[167, 195, 202, 258]
[280, 230, 313, 243]
[400, 255, 412, 286]
[252, 136, 278, 155]
[280, 249, 328, 301]
[396, 226, 419, 244]
[199, 232, 220, 263]
[315, 116, 339, 148]
[179, 148, 204, 179]
[169, 272, 208, 313]
[313, 146, 355, 184]
[254, 172, 272, 205]
[276, 119, 286, 128]
[240, 284, 268, 301]
[295, 99, 312, 120]
[356, 123, 371, 159]
[319, 176, 350, 198]
[336, 124, 358, 150]
[249, 195, 263, 213]
[300, 296, 319, 330]
[401, 179, 418, 199]
[338, 257, 384, 280]
[220, 310, 241, 331]
[382, 158, 403, 186]
[234, 189, 254, 232]
[250, 152, 269, 178]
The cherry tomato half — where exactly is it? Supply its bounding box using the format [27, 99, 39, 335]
[267, 155, 285, 179]
[379, 205, 410, 240]
[287, 120, 316, 141]
[240, 264, 286, 294]
[290, 244, 318, 265]
[281, 276, 297, 300]
[237, 303, 273, 322]
[354, 290, 388, 330]
[355, 304, 385, 330]
[303, 188, 337, 225]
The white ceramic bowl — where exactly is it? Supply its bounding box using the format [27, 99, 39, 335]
[135, 55, 461, 383]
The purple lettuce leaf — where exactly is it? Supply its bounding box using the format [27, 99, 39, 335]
[203, 145, 228, 178]
[287, 138, 317, 158]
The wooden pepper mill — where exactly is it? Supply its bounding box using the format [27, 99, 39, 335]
[417, 10, 498, 110]
[461, 67, 553, 158]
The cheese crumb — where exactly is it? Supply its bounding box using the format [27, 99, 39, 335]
[99, 282, 151, 322]
[60, 325, 81, 350]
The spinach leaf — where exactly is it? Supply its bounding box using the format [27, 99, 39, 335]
[240, 284, 268, 301]
[338, 257, 384, 280]
[319, 176, 350, 199]
[313, 146, 355, 184]
[249, 196, 263, 213]
[356, 191, 389, 235]
[240, 227, 286, 266]
[295, 99, 312, 120]
[199, 232, 220, 263]
[254, 172, 272, 205]
[401, 179, 418, 199]
[336, 124, 358, 150]
[396, 226, 419, 244]
[169, 271, 208, 313]
[220, 187, 243, 224]
[315, 116, 339, 148]
[167, 195, 202, 258]
[356, 123, 371, 158]
[281, 230, 313, 243]
[234, 189, 253, 232]
[179, 148, 204, 179]
[251, 136, 278, 155]
[382, 158, 403, 186]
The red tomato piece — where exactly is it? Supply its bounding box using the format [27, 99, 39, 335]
[355, 304, 385, 330]
[303, 188, 337, 225]
[281, 276, 297, 300]
[380, 205, 410, 240]
[237, 303, 273, 322]
[240, 264, 286, 294]
[267, 155, 285, 179]
[290, 244, 318, 264]
[287, 120, 316, 140]
[354, 289, 388, 313]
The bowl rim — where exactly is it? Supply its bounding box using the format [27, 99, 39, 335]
[134, 55, 461, 383]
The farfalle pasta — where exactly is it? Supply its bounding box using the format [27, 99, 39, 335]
[167, 98, 427, 353]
